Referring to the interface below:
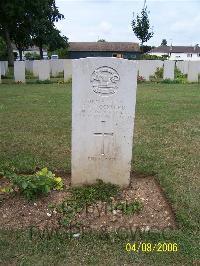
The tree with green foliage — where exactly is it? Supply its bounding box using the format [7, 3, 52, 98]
[12, 21, 33, 61]
[161, 39, 167, 46]
[97, 39, 106, 42]
[0, 0, 22, 65]
[0, 0, 66, 65]
[47, 28, 68, 53]
[131, 6, 154, 53]
[30, 1, 66, 59]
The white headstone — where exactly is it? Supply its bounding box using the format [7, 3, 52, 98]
[51, 59, 64, 77]
[14, 61, 25, 83]
[176, 61, 188, 75]
[138, 60, 164, 81]
[188, 61, 199, 82]
[33, 60, 40, 77]
[72, 57, 137, 187]
[63, 59, 72, 82]
[163, 60, 175, 80]
[25, 60, 33, 72]
[0, 61, 5, 76]
[4, 61, 8, 74]
[38, 60, 50, 80]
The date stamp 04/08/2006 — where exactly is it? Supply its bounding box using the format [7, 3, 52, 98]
[125, 242, 179, 253]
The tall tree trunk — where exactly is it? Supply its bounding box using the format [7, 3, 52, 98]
[141, 42, 144, 54]
[4, 26, 14, 66]
[39, 45, 43, 59]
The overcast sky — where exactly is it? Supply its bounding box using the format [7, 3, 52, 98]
[55, 0, 200, 46]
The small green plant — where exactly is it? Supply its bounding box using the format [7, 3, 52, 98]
[25, 70, 34, 79]
[70, 179, 120, 207]
[150, 67, 163, 81]
[6, 168, 63, 200]
[154, 67, 164, 79]
[174, 67, 187, 84]
[151, 66, 188, 84]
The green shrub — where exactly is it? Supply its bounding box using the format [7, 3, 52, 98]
[25, 70, 34, 79]
[154, 67, 164, 79]
[150, 67, 163, 82]
[24, 52, 40, 60]
[150, 66, 188, 84]
[140, 54, 168, 60]
[174, 67, 187, 84]
[6, 168, 63, 200]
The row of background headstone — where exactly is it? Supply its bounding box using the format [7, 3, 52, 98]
[25, 59, 72, 79]
[14, 59, 72, 83]
[137, 60, 200, 82]
[1, 59, 200, 83]
[24, 59, 200, 82]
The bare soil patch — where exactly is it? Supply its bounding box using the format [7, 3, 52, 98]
[0, 173, 177, 231]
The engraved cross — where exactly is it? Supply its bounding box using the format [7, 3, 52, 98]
[94, 120, 113, 156]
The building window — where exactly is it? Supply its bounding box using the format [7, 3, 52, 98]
[187, 53, 192, 57]
[112, 53, 123, 58]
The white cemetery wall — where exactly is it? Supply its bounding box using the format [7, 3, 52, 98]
[14, 61, 25, 83]
[63, 59, 72, 82]
[72, 57, 137, 187]
[163, 60, 175, 80]
[38, 60, 50, 80]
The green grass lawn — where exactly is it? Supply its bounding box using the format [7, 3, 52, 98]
[0, 82, 199, 265]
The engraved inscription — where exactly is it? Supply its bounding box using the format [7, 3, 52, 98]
[88, 156, 116, 161]
[94, 120, 114, 156]
[90, 66, 120, 96]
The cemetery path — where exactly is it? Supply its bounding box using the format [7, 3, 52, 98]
[0, 173, 176, 231]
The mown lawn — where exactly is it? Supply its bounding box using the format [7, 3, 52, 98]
[0, 82, 199, 265]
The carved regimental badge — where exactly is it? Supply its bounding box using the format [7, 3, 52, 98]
[90, 66, 120, 95]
